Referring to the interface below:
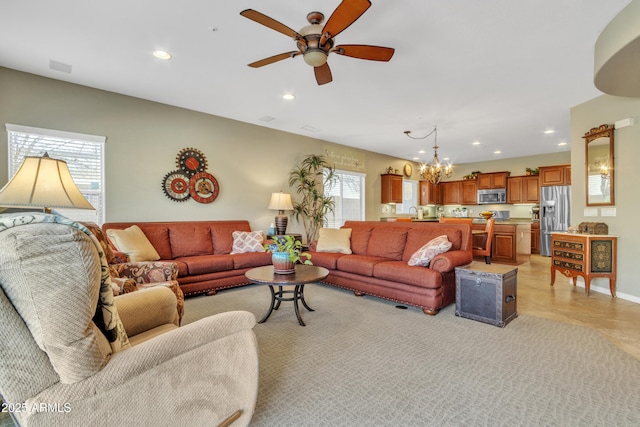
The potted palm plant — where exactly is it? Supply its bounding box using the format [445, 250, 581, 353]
[288, 154, 336, 243]
[264, 235, 312, 274]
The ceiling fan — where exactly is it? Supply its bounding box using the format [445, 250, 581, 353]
[240, 0, 395, 85]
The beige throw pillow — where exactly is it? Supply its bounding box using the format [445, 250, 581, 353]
[106, 225, 160, 262]
[408, 235, 452, 267]
[316, 228, 353, 254]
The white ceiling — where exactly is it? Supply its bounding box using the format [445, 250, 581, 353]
[0, 0, 630, 165]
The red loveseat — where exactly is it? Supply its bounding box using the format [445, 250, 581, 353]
[102, 220, 271, 296]
[308, 221, 473, 315]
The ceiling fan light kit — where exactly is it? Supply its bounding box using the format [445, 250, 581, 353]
[240, 0, 394, 85]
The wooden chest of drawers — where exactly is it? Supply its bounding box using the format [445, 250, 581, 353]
[550, 233, 617, 297]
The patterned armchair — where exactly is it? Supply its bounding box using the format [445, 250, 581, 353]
[81, 222, 184, 324]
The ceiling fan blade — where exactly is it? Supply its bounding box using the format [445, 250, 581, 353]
[248, 51, 299, 68]
[240, 9, 303, 40]
[314, 63, 333, 85]
[322, 0, 371, 39]
[333, 44, 395, 61]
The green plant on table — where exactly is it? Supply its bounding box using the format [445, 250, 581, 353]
[264, 235, 312, 265]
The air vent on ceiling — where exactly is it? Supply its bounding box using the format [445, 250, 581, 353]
[49, 60, 72, 74]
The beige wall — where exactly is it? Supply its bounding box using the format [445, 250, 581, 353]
[570, 94, 640, 301]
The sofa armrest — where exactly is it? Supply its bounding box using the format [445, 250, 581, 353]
[111, 261, 179, 282]
[115, 286, 179, 335]
[430, 250, 473, 273]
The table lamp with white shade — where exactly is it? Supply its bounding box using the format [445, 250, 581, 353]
[268, 191, 294, 235]
[0, 153, 94, 213]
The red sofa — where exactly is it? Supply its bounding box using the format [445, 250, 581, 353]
[102, 220, 271, 296]
[308, 221, 473, 315]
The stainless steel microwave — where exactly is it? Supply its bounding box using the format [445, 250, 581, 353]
[477, 188, 507, 204]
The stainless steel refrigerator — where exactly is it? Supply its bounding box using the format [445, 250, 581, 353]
[540, 185, 571, 256]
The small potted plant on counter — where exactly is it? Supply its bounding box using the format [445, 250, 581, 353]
[264, 235, 312, 274]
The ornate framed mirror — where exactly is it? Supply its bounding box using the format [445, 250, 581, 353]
[583, 124, 614, 206]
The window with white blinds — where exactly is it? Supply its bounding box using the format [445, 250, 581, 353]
[5, 124, 106, 224]
[324, 169, 365, 228]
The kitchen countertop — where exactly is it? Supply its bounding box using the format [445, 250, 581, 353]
[381, 217, 536, 224]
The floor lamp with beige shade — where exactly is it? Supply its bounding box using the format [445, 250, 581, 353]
[0, 152, 95, 213]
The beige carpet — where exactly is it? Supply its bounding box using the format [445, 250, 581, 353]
[183, 283, 640, 427]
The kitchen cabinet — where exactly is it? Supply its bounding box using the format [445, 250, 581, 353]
[477, 172, 509, 189]
[472, 223, 531, 264]
[441, 181, 461, 205]
[381, 173, 403, 204]
[439, 180, 476, 205]
[539, 165, 571, 186]
[550, 233, 617, 297]
[531, 222, 540, 254]
[419, 180, 440, 205]
[507, 176, 539, 204]
[461, 180, 478, 205]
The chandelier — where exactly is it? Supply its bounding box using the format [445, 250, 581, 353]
[404, 125, 453, 185]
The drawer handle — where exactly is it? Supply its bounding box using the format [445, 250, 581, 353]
[505, 295, 515, 303]
[475, 278, 482, 286]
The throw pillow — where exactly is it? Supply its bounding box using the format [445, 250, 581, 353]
[106, 225, 160, 262]
[408, 235, 452, 267]
[230, 230, 266, 254]
[316, 228, 353, 254]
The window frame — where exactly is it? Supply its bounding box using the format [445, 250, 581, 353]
[5, 123, 106, 224]
[324, 168, 366, 228]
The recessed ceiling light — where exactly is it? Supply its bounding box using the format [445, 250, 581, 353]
[153, 50, 172, 60]
[544, 129, 555, 134]
[412, 157, 420, 160]
[494, 150, 502, 154]
[443, 157, 450, 161]
[418, 150, 425, 154]
[558, 142, 567, 146]
[282, 93, 295, 100]
[472, 141, 481, 145]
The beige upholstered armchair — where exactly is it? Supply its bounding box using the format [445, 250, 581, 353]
[0, 214, 259, 427]
[81, 222, 185, 323]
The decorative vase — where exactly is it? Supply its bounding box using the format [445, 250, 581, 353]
[272, 251, 295, 274]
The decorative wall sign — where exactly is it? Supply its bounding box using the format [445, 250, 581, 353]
[162, 148, 219, 204]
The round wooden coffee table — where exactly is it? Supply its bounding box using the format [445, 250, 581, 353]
[245, 265, 329, 326]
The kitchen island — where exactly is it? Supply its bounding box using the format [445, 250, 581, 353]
[472, 219, 532, 265]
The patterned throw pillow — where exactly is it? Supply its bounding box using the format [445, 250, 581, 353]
[408, 235, 452, 267]
[230, 230, 266, 254]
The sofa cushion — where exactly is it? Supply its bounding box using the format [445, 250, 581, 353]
[345, 224, 373, 255]
[366, 227, 408, 260]
[178, 255, 235, 275]
[211, 222, 252, 254]
[232, 252, 272, 269]
[408, 235, 453, 267]
[169, 226, 213, 258]
[337, 255, 389, 277]
[106, 225, 161, 262]
[403, 228, 462, 261]
[230, 230, 265, 254]
[316, 228, 352, 254]
[373, 261, 443, 288]
[307, 251, 345, 270]
[138, 226, 172, 260]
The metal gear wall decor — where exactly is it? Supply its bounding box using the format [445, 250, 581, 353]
[162, 148, 219, 204]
